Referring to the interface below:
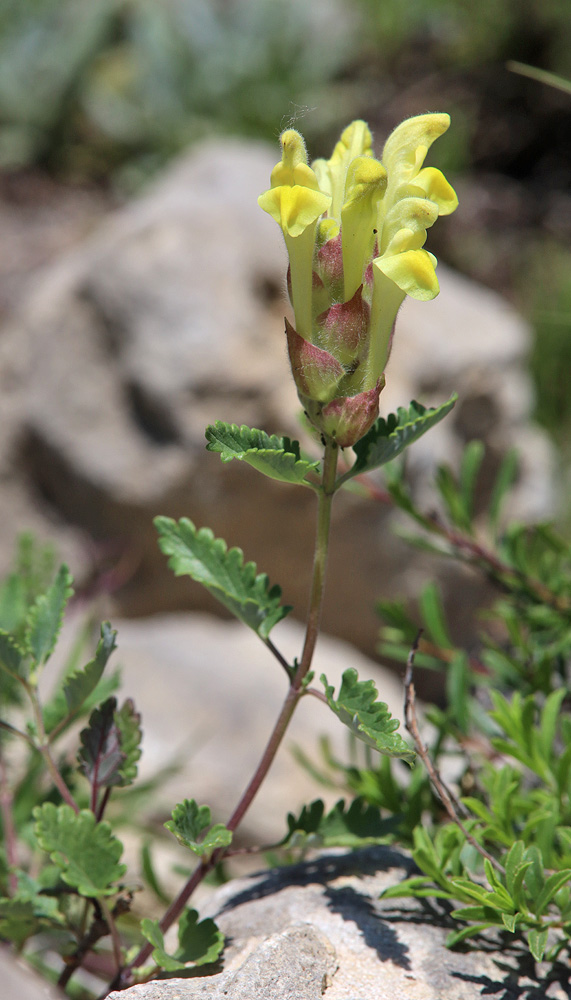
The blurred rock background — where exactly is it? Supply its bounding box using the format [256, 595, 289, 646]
[0, 0, 570, 665]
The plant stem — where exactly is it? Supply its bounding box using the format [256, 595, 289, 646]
[296, 437, 338, 684]
[29, 688, 80, 814]
[105, 437, 339, 995]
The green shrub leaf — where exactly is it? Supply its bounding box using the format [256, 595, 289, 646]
[63, 622, 117, 717]
[164, 799, 232, 861]
[338, 395, 457, 484]
[155, 517, 291, 638]
[206, 422, 319, 487]
[25, 565, 73, 670]
[321, 668, 415, 764]
[33, 803, 126, 896]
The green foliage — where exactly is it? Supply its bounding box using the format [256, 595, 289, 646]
[321, 668, 415, 764]
[155, 516, 292, 639]
[281, 798, 396, 851]
[24, 565, 74, 674]
[206, 422, 320, 488]
[164, 800, 232, 861]
[337, 396, 457, 486]
[63, 622, 118, 716]
[317, 439, 571, 963]
[33, 804, 126, 897]
[141, 907, 224, 971]
[0, 0, 357, 178]
[78, 696, 142, 791]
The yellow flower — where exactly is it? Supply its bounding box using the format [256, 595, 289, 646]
[258, 114, 458, 446]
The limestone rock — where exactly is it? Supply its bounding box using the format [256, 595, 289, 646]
[109, 848, 568, 1000]
[0, 944, 61, 1000]
[0, 139, 555, 661]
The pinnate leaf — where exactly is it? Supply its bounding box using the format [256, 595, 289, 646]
[63, 622, 118, 716]
[164, 799, 232, 860]
[321, 668, 415, 764]
[155, 516, 291, 638]
[339, 395, 457, 484]
[33, 803, 126, 896]
[206, 422, 319, 487]
[141, 907, 224, 971]
[25, 564, 73, 669]
[283, 798, 396, 850]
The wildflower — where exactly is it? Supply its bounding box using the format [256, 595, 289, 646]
[258, 115, 458, 446]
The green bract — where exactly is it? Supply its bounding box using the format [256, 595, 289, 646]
[258, 116, 458, 446]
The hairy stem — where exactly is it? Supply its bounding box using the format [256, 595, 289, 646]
[105, 437, 339, 995]
[29, 689, 80, 814]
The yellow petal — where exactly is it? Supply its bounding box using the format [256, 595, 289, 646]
[315, 119, 374, 222]
[408, 167, 458, 216]
[379, 196, 439, 256]
[258, 185, 330, 238]
[382, 114, 450, 186]
[375, 248, 440, 300]
[341, 156, 387, 300]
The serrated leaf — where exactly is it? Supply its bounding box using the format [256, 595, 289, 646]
[176, 907, 224, 966]
[321, 668, 415, 764]
[43, 669, 121, 736]
[206, 422, 319, 488]
[0, 630, 25, 680]
[0, 896, 62, 947]
[114, 698, 142, 786]
[63, 622, 118, 717]
[33, 803, 126, 896]
[25, 565, 73, 669]
[164, 799, 232, 861]
[338, 395, 457, 484]
[282, 798, 396, 850]
[155, 517, 291, 639]
[78, 698, 125, 789]
[141, 908, 224, 972]
[527, 927, 548, 962]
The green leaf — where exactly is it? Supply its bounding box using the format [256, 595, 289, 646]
[321, 668, 415, 764]
[0, 896, 62, 947]
[420, 582, 452, 648]
[446, 923, 497, 948]
[488, 447, 518, 534]
[0, 630, 25, 680]
[206, 422, 319, 488]
[63, 622, 118, 717]
[527, 927, 549, 962]
[25, 565, 73, 669]
[155, 517, 291, 639]
[459, 440, 485, 524]
[141, 908, 224, 972]
[164, 799, 232, 861]
[533, 869, 571, 918]
[338, 395, 457, 484]
[33, 803, 126, 896]
[282, 798, 396, 850]
[114, 698, 142, 786]
[78, 698, 126, 789]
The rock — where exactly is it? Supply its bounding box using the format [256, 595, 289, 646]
[109, 847, 568, 1000]
[0, 138, 555, 663]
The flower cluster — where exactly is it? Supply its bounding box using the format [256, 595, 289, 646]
[258, 115, 458, 446]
